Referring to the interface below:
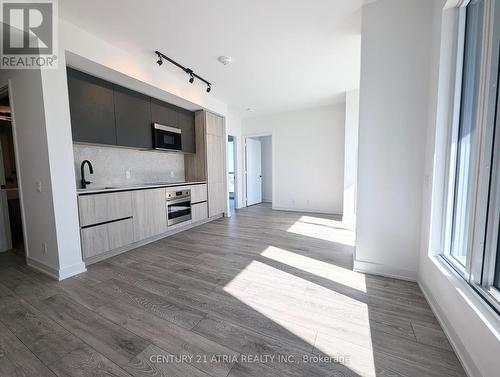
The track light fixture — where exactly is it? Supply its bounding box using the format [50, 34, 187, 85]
[154, 51, 212, 93]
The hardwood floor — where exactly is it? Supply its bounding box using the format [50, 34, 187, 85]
[0, 204, 466, 376]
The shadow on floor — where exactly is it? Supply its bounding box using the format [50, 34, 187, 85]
[0, 204, 465, 377]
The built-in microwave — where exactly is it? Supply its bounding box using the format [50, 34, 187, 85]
[153, 123, 182, 152]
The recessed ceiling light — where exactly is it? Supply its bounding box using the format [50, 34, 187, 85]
[218, 56, 232, 65]
[246, 108, 252, 112]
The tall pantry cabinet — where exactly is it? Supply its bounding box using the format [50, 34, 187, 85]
[185, 111, 227, 218]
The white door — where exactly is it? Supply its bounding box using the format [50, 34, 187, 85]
[0, 141, 12, 252]
[246, 138, 262, 206]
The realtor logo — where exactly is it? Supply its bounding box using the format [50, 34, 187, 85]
[1, 0, 58, 68]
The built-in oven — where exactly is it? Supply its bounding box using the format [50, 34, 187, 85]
[166, 189, 191, 226]
[153, 123, 182, 152]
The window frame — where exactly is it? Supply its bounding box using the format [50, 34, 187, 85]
[442, 0, 477, 279]
[442, 0, 500, 314]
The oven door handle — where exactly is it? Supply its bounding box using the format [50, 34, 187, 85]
[166, 197, 191, 205]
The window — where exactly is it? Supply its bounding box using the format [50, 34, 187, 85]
[447, 0, 484, 268]
[443, 0, 500, 312]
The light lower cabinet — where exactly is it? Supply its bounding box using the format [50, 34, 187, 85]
[80, 218, 133, 259]
[192, 202, 208, 223]
[132, 188, 167, 241]
[78, 192, 132, 227]
[189, 184, 207, 203]
[79, 184, 209, 262]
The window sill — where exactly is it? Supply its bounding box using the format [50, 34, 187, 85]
[433, 255, 500, 332]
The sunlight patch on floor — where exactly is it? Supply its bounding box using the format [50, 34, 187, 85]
[260, 246, 367, 293]
[223, 260, 375, 377]
[287, 216, 355, 246]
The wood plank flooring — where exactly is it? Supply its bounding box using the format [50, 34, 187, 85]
[0, 204, 466, 376]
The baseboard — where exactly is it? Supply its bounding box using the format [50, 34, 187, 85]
[418, 281, 478, 377]
[272, 206, 343, 216]
[26, 257, 59, 279]
[27, 257, 87, 281]
[353, 259, 417, 281]
[58, 262, 87, 280]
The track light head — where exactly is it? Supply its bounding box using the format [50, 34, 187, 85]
[157, 57, 163, 66]
[206, 84, 211, 93]
[189, 74, 194, 84]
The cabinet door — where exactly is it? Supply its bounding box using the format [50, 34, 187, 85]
[206, 111, 224, 136]
[208, 181, 226, 217]
[107, 218, 134, 251]
[114, 85, 152, 149]
[67, 68, 117, 145]
[81, 223, 109, 259]
[150, 99, 179, 128]
[178, 109, 196, 153]
[192, 202, 208, 223]
[132, 188, 167, 241]
[81, 218, 133, 259]
[78, 192, 133, 227]
[206, 113, 227, 217]
[190, 184, 207, 203]
[206, 134, 224, 185]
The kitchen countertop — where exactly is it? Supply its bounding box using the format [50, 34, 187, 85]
[76, 181, 207, 195]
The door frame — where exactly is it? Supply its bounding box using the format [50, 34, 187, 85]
[227, 134, 239, 216]
[0, 84, 27, 258]
[244, 132, 274, 208]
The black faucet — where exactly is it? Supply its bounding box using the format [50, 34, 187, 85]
[80, 160, 93, 189]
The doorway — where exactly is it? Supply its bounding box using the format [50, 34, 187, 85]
[0, 89, 24, 255]
[245, 135, 272, 207]
[227, 135, 237, 214]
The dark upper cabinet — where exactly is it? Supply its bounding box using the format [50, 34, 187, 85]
[177, 109, 196, 153]
[67, 68, 195, 152]
[150, 98, 179, 127]
[67, 68, 117, 145]
[114, 85, 152, 149]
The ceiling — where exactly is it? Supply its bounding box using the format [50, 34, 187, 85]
[60, 0, 362, 117]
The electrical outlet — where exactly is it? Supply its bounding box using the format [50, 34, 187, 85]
[42, 243, 47, 254]
[126, 170, 131, 179]
[170, 171, 175, 178]
[36, 181, 42, 193]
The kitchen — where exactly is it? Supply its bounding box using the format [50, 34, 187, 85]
[68, 67, 227, 265]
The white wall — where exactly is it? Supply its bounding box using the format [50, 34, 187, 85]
[418, 1, 500, 377]
[355, 0, 434, 280]
[259, 136, 272, 203]
[0, 23, 85, 279]
[0, 65, 60, 273]
[39, 47, 87, 279]
[344, 89, 359, 228]
[356, 1, 500, 375]
[243, 104, 345, 214]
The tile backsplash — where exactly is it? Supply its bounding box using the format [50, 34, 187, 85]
[73, 144, 185, 188]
